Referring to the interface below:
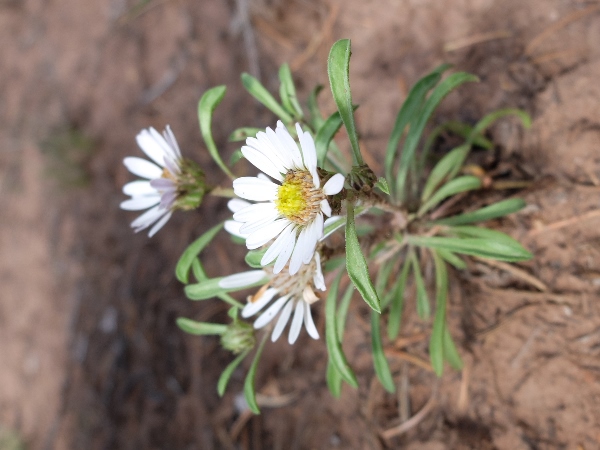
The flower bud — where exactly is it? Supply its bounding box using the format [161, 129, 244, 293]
[220, 320, 256, 354]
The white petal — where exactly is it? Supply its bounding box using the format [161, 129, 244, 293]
[227, 198, 250, 213]
[234, 202, 278, 222]
[233, 177, 278, 202]
[252, 132, 292, 170]
[313, 253, 326, 291]
[122, 180, 157, 197]
[224, 220, 247, 238]
[130, 205, 164, 230]
[149, 127, 177, 161]
[163, 125, 182, 159]
[239, 211, 281, 235]
[271, 300, 294, 342]
[288, 300, 305, 344]
[120, 195, 161, 211]
[246, 219, 289, 250]
[303, 303, 319, 339]
[219, 270, 267, 289]
[273, 228, 297, 274]
[253, 294, 290, 329]
[136, 129, 168, 167]
[242, 287, 278, 317]
[241, 146, 284, 182]
[320, 199, 332, 217]
[124, 157, 163, 180]
[274, 121, 303, 168]
[261, 223, 296, 265]
[296, 123, 319, 187]
[289, 227, 309, 275]
[323, 173, 345, 195]
[302, 213, 323, 264]
[148, 211, 172, 237]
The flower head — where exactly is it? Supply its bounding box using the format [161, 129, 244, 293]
[219, 253, 326, 344]
[121, 126, 206, 237]
[232, 121, 344, 275]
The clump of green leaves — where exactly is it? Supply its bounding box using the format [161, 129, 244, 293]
[173, 39, 532, 411]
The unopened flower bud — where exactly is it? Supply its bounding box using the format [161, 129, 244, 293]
[220, 321, 255, 354]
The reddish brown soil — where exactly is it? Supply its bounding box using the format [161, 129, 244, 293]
[2, 0, 600, 449]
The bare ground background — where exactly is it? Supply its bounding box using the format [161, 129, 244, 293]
[1, 0, 600, 449]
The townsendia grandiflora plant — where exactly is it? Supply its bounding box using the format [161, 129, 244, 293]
[121, 39, 532, 413]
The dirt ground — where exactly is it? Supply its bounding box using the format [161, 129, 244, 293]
[2, 0, 600, 448]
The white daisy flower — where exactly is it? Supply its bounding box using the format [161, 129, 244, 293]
[121, 126, 206, 237]
[232, 121, 345, 275]
[219, 253, 326, 344]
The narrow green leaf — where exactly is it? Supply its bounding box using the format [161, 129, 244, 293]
[430, 250, 448, 376]
[421, 144, 471, 203]
[418, 175, 482, 217]
[185, 276, 265, 303]
[230, 149, 244, 165]
[327, 39, 363, 165]
[371, 311, 395, 392]
[387, 256, 411, 340]
[307, 85, 325, 130]
[385, 64, 451, 185]
[336, 283, 355, 342]
[396, 72, 479, 200]
[190, 259, 242, 307]
[326, 360, 343, 398]
[198, 86, 234, 178]
[435, 249, 467, 270]
[228, 127, 261, 142]
[375, 261, 395, 298]
[315, 110, 344, 167]
[245, 249, 267, 268]
[375, 177, 390, 195]
[218, 349, 250, 397]
[278, 63, 304, 119]
[176, 223, 224, 284]
[433, 198, 526, 226]
[326, 271, 359, 388]
[243, 332, 269, 414]
[408, 235, 533, 262]
[467, 108, 531, 144]
[345, 203, 381, 313]
[241, 72, 293, 123]
[410, 252, 430, 319]
[443, 328, 463, 370]
[176, 317, 227, 335]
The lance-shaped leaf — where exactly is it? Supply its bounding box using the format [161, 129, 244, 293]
[387, 256, 411, 340]
[443, 327, 463, 370]
[278, 63, 304, 119]
[421, 144, 471, 202]
[308, 85, 325, 130]
[410, 251, 430, 319]
[190, 259, 243, 307]
[345, 203, 381, 313]
[241, 73, 293, 123]
[327, 39, 364, 165]
[371, 311, 395, 392]
[228, 127, 261, 142]
[433, 198, 526, 226]
[175, 223, 224, 284]
[218, 349, 250, 397]
[395, 72, 479, 200]
[198, 86, 234, 178]
[326, 271, 359, 388]
[418, 175, 482, 217]
[408, 235, 532, 262]
[315, 110, 348, 168]
[385, 64, 451, 185]
[243, 332, 269, 414]
[430, 250, 448, 376]
[185, 276, 266, 302]
[176, 318, 227, 335]
[435, 249, 467, 270]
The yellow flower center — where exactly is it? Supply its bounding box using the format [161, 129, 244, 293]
[275, 170, 324, 225]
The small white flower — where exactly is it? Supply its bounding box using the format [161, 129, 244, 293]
[219, 253, 326, 344]
[121, 126, 183, 237]
[232, 121, 345, 275]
